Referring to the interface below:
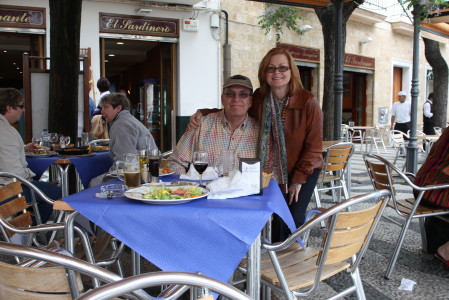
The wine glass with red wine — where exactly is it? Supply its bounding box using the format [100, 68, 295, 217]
[192, 151, 208, 187]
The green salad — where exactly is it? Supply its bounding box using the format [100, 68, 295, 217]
[141, 186, 203, 200]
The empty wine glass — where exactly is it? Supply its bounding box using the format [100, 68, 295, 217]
[60, 136, 71, 149]
[49, 133, 58, 144]
[31, 137, 41, 146]
[193, 151, 208, 187]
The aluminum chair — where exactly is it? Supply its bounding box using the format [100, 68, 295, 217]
[347, 128, 364, 152]
[240, 190, 390, 300]
[367, 126, 387, 154]
[388, 130, 408, 165]
[78, 272, 252, 300]
[0, 242, 148, 299]
[0, 172, 124, 288]
[313, 142, 354, 213]
[363, 154, 449, 279]
[341, 124, 351, 142]
[433, 127, 442, 136]
[0, 172, 85, 249]
[407, 129, 427, 153]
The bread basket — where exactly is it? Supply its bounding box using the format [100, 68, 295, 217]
[262, 169, 273, 188]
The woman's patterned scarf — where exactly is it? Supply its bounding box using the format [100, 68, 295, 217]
[258, 92, 289, 185]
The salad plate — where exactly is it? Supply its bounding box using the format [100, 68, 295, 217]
[124, 185, 208, 205]
[159, 168, 175, 177]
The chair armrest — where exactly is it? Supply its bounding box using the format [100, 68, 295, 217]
[419, 182, 449, 192]
[404, 172, 416, 179]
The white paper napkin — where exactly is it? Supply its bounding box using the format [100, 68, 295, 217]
[398, 278, 416, 292]
[207, 170, 257, 199]
[180, 166, 219, 181]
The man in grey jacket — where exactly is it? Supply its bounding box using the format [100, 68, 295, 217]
[89, 93, 157, 187]
[101, 93, 157, 161]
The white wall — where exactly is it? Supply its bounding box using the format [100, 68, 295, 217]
[79, 0, 222, 116]
[30, 73, 49, 138]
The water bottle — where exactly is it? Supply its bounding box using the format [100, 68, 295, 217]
[41, 129, 50, 148]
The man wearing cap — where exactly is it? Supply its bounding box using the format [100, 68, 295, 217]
[171, 74, 259, 173]
[390, 91, 411, 135]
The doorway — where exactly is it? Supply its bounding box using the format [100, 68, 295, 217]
[0, 32, 45, 137]
[101, 38, 176, 152]
[0, 32, 44, 89]
[342, 71, 367, 125]
[298, 66, 313, 92]
[393, 66, 403, 103]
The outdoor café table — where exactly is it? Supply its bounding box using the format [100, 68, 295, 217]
[54, 175, 296, 300]
[26, 151, 113, 196]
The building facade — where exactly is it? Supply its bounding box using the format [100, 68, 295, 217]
[0, 0, 223, 151]
[221, 0, 449, 130]
[1, 0, 448, 148]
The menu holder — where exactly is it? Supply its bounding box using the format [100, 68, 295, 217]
[239, 158, 262, 196]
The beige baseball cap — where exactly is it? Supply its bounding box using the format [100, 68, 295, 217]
[223, 75, 253, 92]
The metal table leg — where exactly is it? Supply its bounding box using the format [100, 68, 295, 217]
[53, 162, 71, 197]
[247, 233, 261, 300]
[64, 211, 100, 292]
[131, 249, 141, 276]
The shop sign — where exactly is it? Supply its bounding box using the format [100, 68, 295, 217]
[344, 54, 375, 70]
[278, 43, 320, 63]
[0, 5, 45, 29]
[100, 13, 178, 38]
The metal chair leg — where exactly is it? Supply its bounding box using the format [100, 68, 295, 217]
[419, 218, 428, 253]
[313, 187, 325, 228]
[351, 267, 366, 300]
[313, 187, 322, 210]
[385, 216, 414, 279]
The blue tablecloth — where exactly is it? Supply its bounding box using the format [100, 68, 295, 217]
[26, 152, 113, 187]
[62, 175, 295, 284]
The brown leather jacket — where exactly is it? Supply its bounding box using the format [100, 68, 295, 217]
[249, 88, 323, 184]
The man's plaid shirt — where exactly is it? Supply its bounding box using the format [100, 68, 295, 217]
[171, 111, 259, 173]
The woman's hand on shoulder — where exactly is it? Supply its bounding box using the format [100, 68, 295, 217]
[187, 110, 203, 131]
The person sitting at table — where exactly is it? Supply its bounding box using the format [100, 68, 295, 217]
[170, 75, 259, 173]
[0, 88, 60, 223]
[89, 93, 157, 186]
[102, 93, 157, 161]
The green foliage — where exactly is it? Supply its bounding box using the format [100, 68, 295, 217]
[258, 4, 303, 43]
[399, 0, 449, 18]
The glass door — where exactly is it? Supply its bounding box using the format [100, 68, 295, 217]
[159, 43, 176, 152]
